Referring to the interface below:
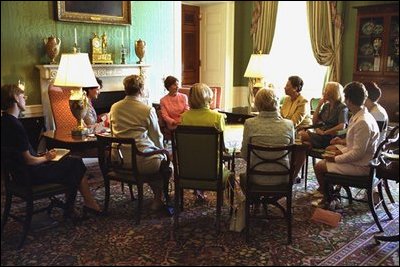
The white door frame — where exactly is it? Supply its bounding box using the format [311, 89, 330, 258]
[177, 1, 234, 109]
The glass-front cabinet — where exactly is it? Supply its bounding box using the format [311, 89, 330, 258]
[353, 4, 399, 122]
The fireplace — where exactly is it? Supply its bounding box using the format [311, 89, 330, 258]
[93, 90, 126, 114]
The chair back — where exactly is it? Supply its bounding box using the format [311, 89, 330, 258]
[95, 133, 139, 177]
[172, 125, 223, 186]
[48, 85, 76, 130]
[1, 146, 31, 188]
[246, 142, 295, 190]
[375, 126, 399, 182]
[310, 98, 320, 115]
[152, 103, 172, 142]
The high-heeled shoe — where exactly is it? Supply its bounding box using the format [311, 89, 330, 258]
[82, 206, 106, 217]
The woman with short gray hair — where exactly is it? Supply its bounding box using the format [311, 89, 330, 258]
[241, 88, 295, 186]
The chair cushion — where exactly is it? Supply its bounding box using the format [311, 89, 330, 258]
[179, 168, 231, 190]
[239, 173, 289, 193]
[324, 172, 377, 188]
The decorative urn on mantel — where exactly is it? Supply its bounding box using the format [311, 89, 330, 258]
[135, 39, 146, 64]
[43, 36, 61, 64]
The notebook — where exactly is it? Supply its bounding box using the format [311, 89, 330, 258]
[50, 148, 70, 161]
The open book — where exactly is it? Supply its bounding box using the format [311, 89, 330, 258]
[50, 148, 70, 162]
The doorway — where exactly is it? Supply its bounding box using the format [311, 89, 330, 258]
[182, 4, 200, 85]
[180, 2, 234, 108]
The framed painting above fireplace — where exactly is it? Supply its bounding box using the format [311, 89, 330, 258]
[56, 1, 131, 25]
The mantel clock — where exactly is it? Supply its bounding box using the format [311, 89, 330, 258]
[90, 33, 113, 64]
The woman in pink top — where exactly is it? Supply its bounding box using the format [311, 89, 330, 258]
[160, 76, 189, 130]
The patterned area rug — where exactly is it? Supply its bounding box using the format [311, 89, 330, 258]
[1, 158, 399, 266]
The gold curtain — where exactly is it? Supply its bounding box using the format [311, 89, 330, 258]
[307, 1, 344, 82]
[250, 1, 279, 54]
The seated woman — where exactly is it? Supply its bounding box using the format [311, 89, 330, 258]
[280, 76, 312, 179]
[181, 83, 225, 131]
[82, 77, 108, 132]
[364, 81, 389, 143]
[241, 88, 294, 186]
[1, 84, 102, 216]
[181, 83, 226, 200]
[281, 76, 312, 129]
[109, 75, 167, 210]
[313, 82, 380, 206]
[298, 82, 348, 149]
[160, 76, 189, 130]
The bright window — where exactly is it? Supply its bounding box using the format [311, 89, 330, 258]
[267, 1, 328, 101]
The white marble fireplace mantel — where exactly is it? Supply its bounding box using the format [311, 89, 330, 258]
[36, 64, 150, 130]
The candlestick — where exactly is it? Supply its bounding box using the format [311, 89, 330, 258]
[121, 44, 127, 64]
[121, 31, 124, 46]
[74, 28, 77, 44]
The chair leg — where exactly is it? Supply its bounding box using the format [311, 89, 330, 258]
[1, 192, 12, 234]
[163, 174, 170, 206]
[304, 156, 309, 191]
[367, 188, 384, 232]
[180, 189, 184, 211]
[104, 179, 111, 212]
[174, 183, 180, 229]
[136, 184, 143, 225]
[287, 195, 292, 245]
[128, 185, 135, 201]
[229, 177, 235, 216]
[383, 179, 395, 204]
[216, 191, 222, 234]
[245, 197, 250, 243]
[378, 182, 393, 220]
[19, 200, 33, 249]
[343, 186, 352, 204]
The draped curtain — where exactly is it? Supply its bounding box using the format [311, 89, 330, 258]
[250, 1, 279, 54]
[307, 1, 344, 82]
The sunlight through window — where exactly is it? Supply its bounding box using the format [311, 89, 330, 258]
[267, 1, 328, 101]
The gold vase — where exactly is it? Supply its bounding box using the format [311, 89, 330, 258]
[135, 39, 146, 64]
[43, 36, 61, 65]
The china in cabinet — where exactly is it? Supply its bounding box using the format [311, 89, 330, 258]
[353, 3, 399, 122]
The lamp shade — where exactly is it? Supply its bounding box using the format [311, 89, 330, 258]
[244, 54, 268, 78]
[54, 53, 98, 88]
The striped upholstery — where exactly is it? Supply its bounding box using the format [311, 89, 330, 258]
[48, 85, 76, 130]
[179, 86, 222, 109]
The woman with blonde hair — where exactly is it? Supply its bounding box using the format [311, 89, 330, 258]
[181, 83, 225, 131]
[180, 83, 226, 200]
[298, 82, 348, 149]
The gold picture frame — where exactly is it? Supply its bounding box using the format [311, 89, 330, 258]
[56, 1, 131, 25]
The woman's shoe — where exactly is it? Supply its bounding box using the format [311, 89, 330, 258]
[82, 205, 106, 217]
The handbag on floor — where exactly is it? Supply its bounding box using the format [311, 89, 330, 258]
[228, 177, 246, 232]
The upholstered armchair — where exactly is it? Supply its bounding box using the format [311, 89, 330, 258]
[48, 84, 77, 131]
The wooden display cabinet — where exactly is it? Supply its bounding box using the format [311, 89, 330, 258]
[353, 3, 399, 122]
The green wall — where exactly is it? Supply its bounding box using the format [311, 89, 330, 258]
[1, 1, 175, 105]
[2, 1, 396, 104]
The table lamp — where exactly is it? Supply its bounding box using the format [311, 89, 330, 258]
[244, 53, 268, 110]
[53, 53, 98, 136]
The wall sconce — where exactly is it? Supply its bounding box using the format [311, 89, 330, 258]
[53, 53, 98, 136]
[244, 53, 268, 110]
